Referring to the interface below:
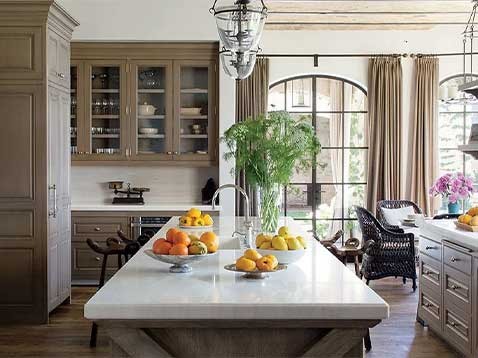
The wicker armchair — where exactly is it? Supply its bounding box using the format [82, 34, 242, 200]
[376, 200, 422, 233]
[355, 206, 417, 291]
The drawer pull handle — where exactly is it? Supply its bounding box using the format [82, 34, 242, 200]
[451, 284, 460, 290]
[95, 257, 101, 261]
[424, 303, 432, 308]
[450, 257, 460, 263]
[94, 227, 101, 232]
[425, 246, 438, 250]
[57, 72, 65, 79]
[450, 321, 460, 328]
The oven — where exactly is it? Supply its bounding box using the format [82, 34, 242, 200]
[131, 216, 171, 238]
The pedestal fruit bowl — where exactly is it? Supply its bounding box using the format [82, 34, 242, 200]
[224, 249, 287, 279]
[145, 228, 218, 273]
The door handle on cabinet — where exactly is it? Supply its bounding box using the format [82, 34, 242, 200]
[450, 257, 460, 262]
[95, 257, 101, 261]
[425, 246, 438, 250]
[424, 303, 432, 308]
[450, 284, 461, 290]
[94, 227, 101, 232]
[48, 184, 57, 218]
[57, 72, 65, 79]
[174, 151, 179, 155]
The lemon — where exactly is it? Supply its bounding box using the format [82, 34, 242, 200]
[188, 234, 200, 242]
[471, 216, 478, 226]
[179, 216, 192, 226]
[192, 217, 205, 226]
[296, 236, 307, 249]
[286, 237, 304, 250]
[272, 235, 288, 251]
[244, 248, 262, 261]
[259, 241, 272, 249]
[202, 214, 214, 226]
[278, 226, 290, 237]
[187, 208, 202, 219]
[462, 214, 473, 225]
[236, 257, 256, 272]
[255, 233, 272, 248]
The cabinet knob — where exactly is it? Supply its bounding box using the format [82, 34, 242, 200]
[450, 322, 458, 327]
[424, 303, 431, 308]
[174, 151, 179, 155]
[450, 284, 460, 290]
[424, 270, 431, 275]
[167, 151, 172, 155]
[95, 257, 101, 262]
[94, 227, 101, 232]
[57, 72, 65, 79]
[450, 257, 460, 262]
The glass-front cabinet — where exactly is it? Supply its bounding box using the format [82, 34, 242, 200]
[174, 61, 215, 161]
[70, 43, 218, 165]
[87, 61, 126, 159]
[130, 61, 172, 160]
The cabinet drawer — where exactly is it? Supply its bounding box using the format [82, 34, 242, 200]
[419, 289, 441, 331]
[443, 244, 472, 275]
[419, 235, 442, 261]
[419, 255, 441, 291]
[71, 242, 118, 282]
[72, 216, 129, 240]
[444, 265, 471, 314]
[444, 304, 471, 355]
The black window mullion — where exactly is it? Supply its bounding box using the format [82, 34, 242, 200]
[312, 76, 318, 236]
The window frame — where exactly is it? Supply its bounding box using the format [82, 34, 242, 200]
[269, 74, 368, 242]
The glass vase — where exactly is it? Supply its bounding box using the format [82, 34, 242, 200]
[258, 183, 282, 234]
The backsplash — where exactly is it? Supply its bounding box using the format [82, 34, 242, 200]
[71, 166, 218, 204]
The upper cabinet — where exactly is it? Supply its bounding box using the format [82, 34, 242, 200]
[71, 43, 218, 166]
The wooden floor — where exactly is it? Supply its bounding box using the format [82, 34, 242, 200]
[0, 276, 461, 358]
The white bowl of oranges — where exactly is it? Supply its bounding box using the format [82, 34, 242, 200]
[255, 226, 307, 264]
[179, 208, 214, 228]
[145, 228, 219, 273]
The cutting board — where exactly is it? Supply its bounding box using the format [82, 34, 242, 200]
[454, 221, 478, 232]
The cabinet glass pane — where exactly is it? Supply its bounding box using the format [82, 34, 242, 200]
[90, 66, 121, 155]
[136, 66, 167, 154]
[70, 66, 78, 154]
[179, 66, 209, 156]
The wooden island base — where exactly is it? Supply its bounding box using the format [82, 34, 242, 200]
[99, 319, 381, 358]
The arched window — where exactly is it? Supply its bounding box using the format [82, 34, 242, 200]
[269, 75, 368, 241]
[439, 75, 478, 181]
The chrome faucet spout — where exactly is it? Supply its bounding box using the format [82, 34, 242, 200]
[211, 184, 253, 247]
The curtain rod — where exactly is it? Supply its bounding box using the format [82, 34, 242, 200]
[257, 52, 478, 59]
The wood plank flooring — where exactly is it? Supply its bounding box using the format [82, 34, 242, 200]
[0, 276, 462, 357]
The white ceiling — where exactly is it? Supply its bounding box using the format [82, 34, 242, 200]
[265, 1, 473, 30]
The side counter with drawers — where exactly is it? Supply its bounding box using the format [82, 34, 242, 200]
[418, 220, 478, 357]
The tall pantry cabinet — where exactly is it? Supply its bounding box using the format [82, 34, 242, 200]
[0, 1, 77, 323]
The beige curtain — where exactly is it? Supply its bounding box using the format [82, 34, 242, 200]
[235, 58, 269, 216]
[366, 57, 403, 214]
[410, 57, 439, 216]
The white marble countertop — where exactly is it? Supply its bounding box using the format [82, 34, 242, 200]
[419, 219, 478, 251]
[71, 203, 221, 212]
[84, 217, 389, 321]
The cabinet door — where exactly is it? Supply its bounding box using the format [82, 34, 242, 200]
[173, 60, 217, 162]
[70, 61, 88, 158]
[84, 61, 128, 160]
[129, 61, 173, 160]
[47, 30, 69, 88]
[47, 86, 71, 312]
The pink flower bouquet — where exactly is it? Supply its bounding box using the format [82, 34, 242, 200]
[429, 172, 474, 203]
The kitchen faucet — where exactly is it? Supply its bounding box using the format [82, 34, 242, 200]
[211, 184, 254, 248]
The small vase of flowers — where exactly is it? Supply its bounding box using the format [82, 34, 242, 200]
[223, 111, 320, 233]
[429, 173, 475, 214]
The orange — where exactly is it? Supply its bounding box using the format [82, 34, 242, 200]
[153, 238, 172, 255]
[200, 231, 219, 253]
[166, 227, 180, 243]
[173, 231, 191, 246]
[236, 257, 256, 272]
[169, 244, 189, 256]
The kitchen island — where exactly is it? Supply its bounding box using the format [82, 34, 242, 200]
[84, 217, 389, 358]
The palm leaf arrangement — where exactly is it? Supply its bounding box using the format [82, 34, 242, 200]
[223, 111, 321, 232]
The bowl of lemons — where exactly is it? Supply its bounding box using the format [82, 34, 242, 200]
[178, 208, 214, 229]
[255, 226, 308, 264]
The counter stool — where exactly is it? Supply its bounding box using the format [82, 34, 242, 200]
[86, 237, 140, 348]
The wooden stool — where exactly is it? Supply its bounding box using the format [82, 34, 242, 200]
[334, 246, 362, 277]
[86, 238, 138, 348]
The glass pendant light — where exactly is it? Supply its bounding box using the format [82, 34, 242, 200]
[211, 0, 267, 53]
[219, 48, 259, 80]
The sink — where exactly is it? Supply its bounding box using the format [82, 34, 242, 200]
[219, 236, 246, 250]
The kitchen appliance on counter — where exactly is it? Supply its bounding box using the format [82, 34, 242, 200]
[109, 181, 150, 205]
[131, 216, 171, 237]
